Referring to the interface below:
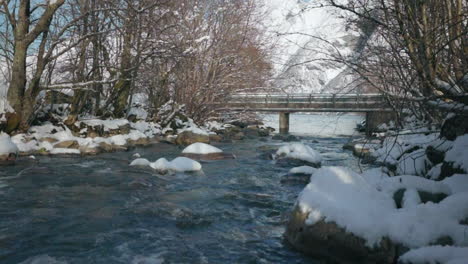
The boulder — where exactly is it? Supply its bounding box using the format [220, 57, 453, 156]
[98, 142, 128, 152]
[54, 140, 79, 149]
[209, 134, 223, 142]
[285, 206, 396, 264]
[40, 137, 59, 144]
[425, 145, 445, 165]
[440, 114, 468, 140]
[175, 131, 210, 145]
[79, 146, 101, 155]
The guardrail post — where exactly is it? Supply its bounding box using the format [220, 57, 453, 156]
[332, 94, 336, 108]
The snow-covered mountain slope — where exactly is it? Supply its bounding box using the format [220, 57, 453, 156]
[263, 0, 365, 94]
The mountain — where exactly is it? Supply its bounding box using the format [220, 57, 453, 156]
[263, 0, 365, 94]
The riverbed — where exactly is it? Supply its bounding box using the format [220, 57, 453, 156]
[0, 114, 367, 264]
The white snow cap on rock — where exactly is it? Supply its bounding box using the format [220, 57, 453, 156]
[130, 156, 202, 173]
[130, 158, 151, 167]
[276, 143, 322, 164]
[399, 246, 468, 264]
[289, 166, 317, 175]
[182, 143, 222, 154]
[0, 132, 19, 155]
[297, 166, 468, 248]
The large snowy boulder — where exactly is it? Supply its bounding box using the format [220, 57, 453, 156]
[0, 132, 19, 163]
[180, 142, 234, 160]
[285, 167, 396, 263]
[275, 143, 322, 167]
[182, 143, 222, 155]
[175, 131, 210, 146]
[286, 166, 468, 263]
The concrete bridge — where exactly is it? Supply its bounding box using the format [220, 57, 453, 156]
[221, 93, 395, 134]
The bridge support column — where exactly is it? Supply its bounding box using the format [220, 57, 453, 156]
[366, 111, 396, 136]
[279, 112, 290, 134]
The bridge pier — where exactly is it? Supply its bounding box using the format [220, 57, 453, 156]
[365, 111, 396, 136]
[279, 112, 290, 134]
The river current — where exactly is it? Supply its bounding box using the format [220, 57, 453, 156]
[0, 114, 367, 264]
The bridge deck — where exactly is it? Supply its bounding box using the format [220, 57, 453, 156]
[220, 93, 392, 113]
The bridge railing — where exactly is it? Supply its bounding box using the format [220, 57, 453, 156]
[227, 93, 386, 105]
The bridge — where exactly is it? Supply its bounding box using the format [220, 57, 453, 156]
[221, 93, 395, 134]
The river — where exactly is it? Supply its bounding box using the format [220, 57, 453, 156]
[0, 113, 367, 264]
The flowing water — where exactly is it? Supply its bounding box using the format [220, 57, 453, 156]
[0, 114, 367, 264]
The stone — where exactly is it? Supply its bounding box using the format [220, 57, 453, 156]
[425, 145, 445, 165]
[79, 146, 101, 155]
[440, 161, 466, 179]
[98, 142, 128, 152]
[175, 131, 210, 145]
[285, 206, 396, 264]
[440, 115, 468, 140]
[54, 140, 79, 149]
[127, 137, 150, 146]
[40, 137, 58, 143]
[209, 134, 223, 142]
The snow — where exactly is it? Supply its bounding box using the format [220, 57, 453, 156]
[445, 134, 468, 172]
[289, 166, 317, 175]
[297, 166, 468, 248]
[276, 143, 322, 165]
[399, 246, 468, 264]
[0, 132, 19, 155]
[182, 143, 222, 154]
[79, 119, 129, 132]
[135, 157, 203, 173]
[402, 188, 421, 208]
[169, 157, 202, 172]
[130, 158, 151, 167]
[50, 148, 80, 155]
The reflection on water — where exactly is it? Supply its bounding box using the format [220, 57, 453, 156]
[0, 115, 367, 264]
[261, 113, 364, 136]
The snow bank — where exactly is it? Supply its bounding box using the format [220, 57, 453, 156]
[289, 166, 317, 175]
[182, 143, 222, 154]
[276, 143, 322, 164]
[0, 132, 18, 155]
[297, 167, 468, 248]
[399, 246, 468, 264]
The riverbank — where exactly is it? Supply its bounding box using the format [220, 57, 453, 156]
[284, 114, 468, 264]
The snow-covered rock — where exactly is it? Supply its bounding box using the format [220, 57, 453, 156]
[132, 157, 202, 173]
[289, 166, 317, 175]
[130, 158, 151, 167]
[0, 132, 19, 162]
[275, 143, 322, 167]
[399, 246, 468, 264]
[286, 166, 468, 263]
[182, 143, 222, 155]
